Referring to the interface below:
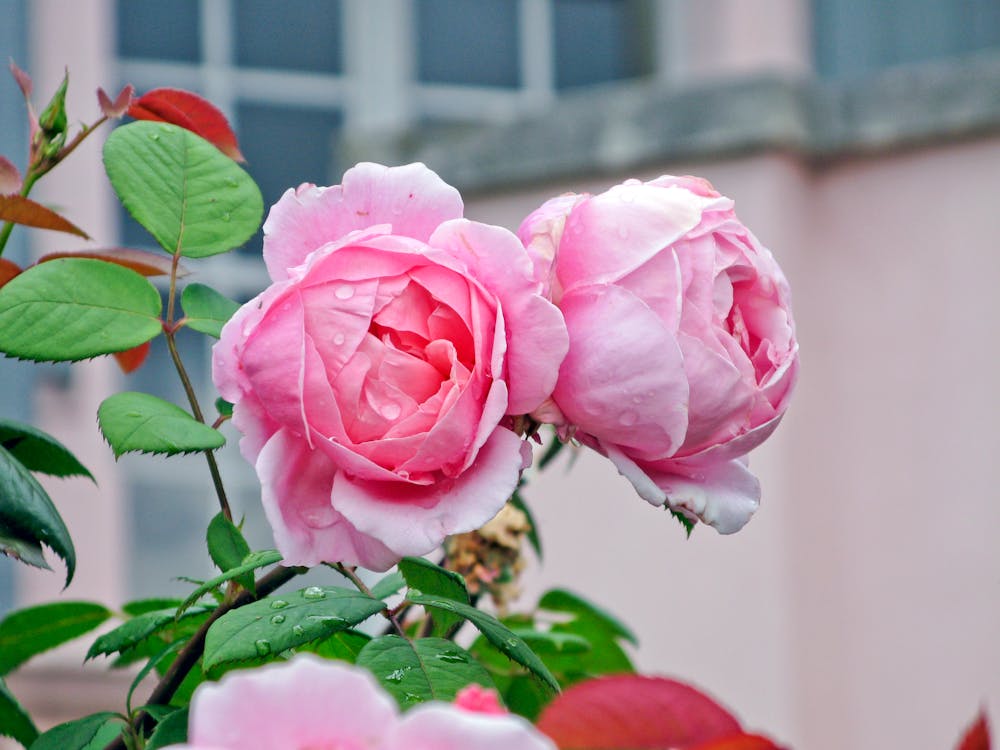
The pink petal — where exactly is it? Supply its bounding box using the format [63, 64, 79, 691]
[645, 457, 761, 534]
[256, 428, 399, 569]
[332, 426, 525, 556]
[430, 219, 568, 414]
[555, 182, 705, 292]
[189, 656, 398, 749]
[263, 162, 462, 281]
[517, 192, 585, 297]
[386, 703, 556, 750]
[553, 284, 689, 459]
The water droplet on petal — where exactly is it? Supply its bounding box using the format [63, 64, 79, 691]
[303, 586, 326, 600]
[332, 332, 346, 346]
[380, 402, 401, 420]
[620, 410, 638, 426]
[254, 639, 272, 656]
[270, 614, 286, 625]
[270, 599, 289, 610]
[302, 506, 336, 529]
[335, 284, 354, 300]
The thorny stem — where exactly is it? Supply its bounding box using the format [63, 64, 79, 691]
[164, 245, 233, 522]
[104, 564, 307, 750]
[335, 562, 409, 639]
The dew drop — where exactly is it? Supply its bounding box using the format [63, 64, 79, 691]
[270, 614, 286, 625]
[225, 177, 239, 188]
[334, 284, 354, 300]
[619, 410, 638, 426]
[403, 692, 421, 704]
[380, 402, 401, 420]
[436, 651, 466, 664]
[254, 639, 272, 656]
[332, 332, 346, 346]
[222, 213, 232, 222]
[149, 133, 160, 141]
[504, 638, 519, 650]
[303, 586, 326, 600]
[302, 506, 336, 529]
[385, 668, 407, 683]
[292, 625, 305, 637]
[270, 599, 289, 610]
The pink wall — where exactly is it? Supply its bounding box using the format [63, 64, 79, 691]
[467, 141, 1000, 750]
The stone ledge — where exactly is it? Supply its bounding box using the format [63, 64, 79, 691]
[343, 50, 1000, 192]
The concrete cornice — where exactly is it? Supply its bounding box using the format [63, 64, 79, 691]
[344, 50, 1000, 192]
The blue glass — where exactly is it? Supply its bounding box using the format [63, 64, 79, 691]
[117, 0, 201, 62]
[554, 0, 650, 89]
[235, 0, 343, 73]
[417, 0, 521, 87]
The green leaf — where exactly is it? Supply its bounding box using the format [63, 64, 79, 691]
[298, 629, 371, 663]
[178, 550, 281, 615]
[537, 589, 638, 646]
[214, 398, 233, 418]
[503, 675, 554, 722]
[370, 570, 405, 601]
[86, 605, 211, 661]
[399, 557, 468, 637]
[206, 513, 253, 591]
[203, 586, 384, 675]
[0, 258, 162, 362]
[0, 601, 111, 675]
[181, 284, 239, 338]
[126, 641, 182, 714]
[0, 677, 38, 747]
[27, 712, 123, 750]
[121, 598, 182, 617]
[0, 420, 92, 480]
[0, 446, 74, 584]
[103, 121, 263, 257]
[669, 507, 695, 538]
[355, 636, 494, 708]
[406, 592, 559, 693]
[145, 708, 188, 749]
[97, 392, 225, 458]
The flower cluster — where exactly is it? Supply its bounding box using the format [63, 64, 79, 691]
[213, 164, 798, 569]
[164, 656, 555, 750]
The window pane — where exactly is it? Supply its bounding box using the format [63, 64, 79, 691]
[554, 0, 651, 89]
[417, 0, 520, 87]
[235, 0, 343, 73]
[815, 0, 1000, 79]
[117, 0, 200, 62]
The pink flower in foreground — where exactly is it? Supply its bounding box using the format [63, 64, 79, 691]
[520, 176, 798, 533]
[214, 163, 567, 569]
[164, 656, 555, 750]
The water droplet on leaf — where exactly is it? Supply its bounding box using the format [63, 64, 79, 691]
[270, 614, 286, 624]
[270, 600, 289, 609]
[292, 625, 305, 636]
[303, 586, 326, 600]
[254, 639, 272, 656]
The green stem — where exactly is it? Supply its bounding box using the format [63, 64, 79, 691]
[104, 564, 307, 750]
[0, 172, 40, 258]
[335, 562, 409, 638]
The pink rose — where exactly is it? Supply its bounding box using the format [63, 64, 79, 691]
[520, 176, 798, 533]
[214, 163, 567, 570]
[164, 655, 555, 750]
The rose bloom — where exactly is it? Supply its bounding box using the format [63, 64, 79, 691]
[520, 176, 798, 533]
[163, 655, 555, 750]
[214, 163, 567, 570]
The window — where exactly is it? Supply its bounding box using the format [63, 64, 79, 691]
[814, 0, 1000, 79]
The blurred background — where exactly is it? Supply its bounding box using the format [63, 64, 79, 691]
[2, 1, 999, 748]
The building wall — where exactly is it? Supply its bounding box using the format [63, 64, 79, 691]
[3, 2, 998, 749]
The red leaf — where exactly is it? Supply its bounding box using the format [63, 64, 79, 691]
[113, 341, 152, 374]
[8, 60, 32, 98]
[0, 194, 89, 238]
[128, 88, 244, 162]
[536, 675, 742, 749]
[37, 248, 187, 278]
[97, 84, 135, 119]
[0, 258, 22, 289]
[690, 733, 787, 750]
[956, 710, 991, 750]
[0, 156, 22, 195]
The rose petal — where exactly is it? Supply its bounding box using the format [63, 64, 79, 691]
[263, 163, 462, 281]
[645, 457, 761, 534]
[386, 702, 556, 750]
[333, 426, 525, 556]
[256, 428, 399, 569]
[189, 656, 398, 749]
[553, 284, 689, 458]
